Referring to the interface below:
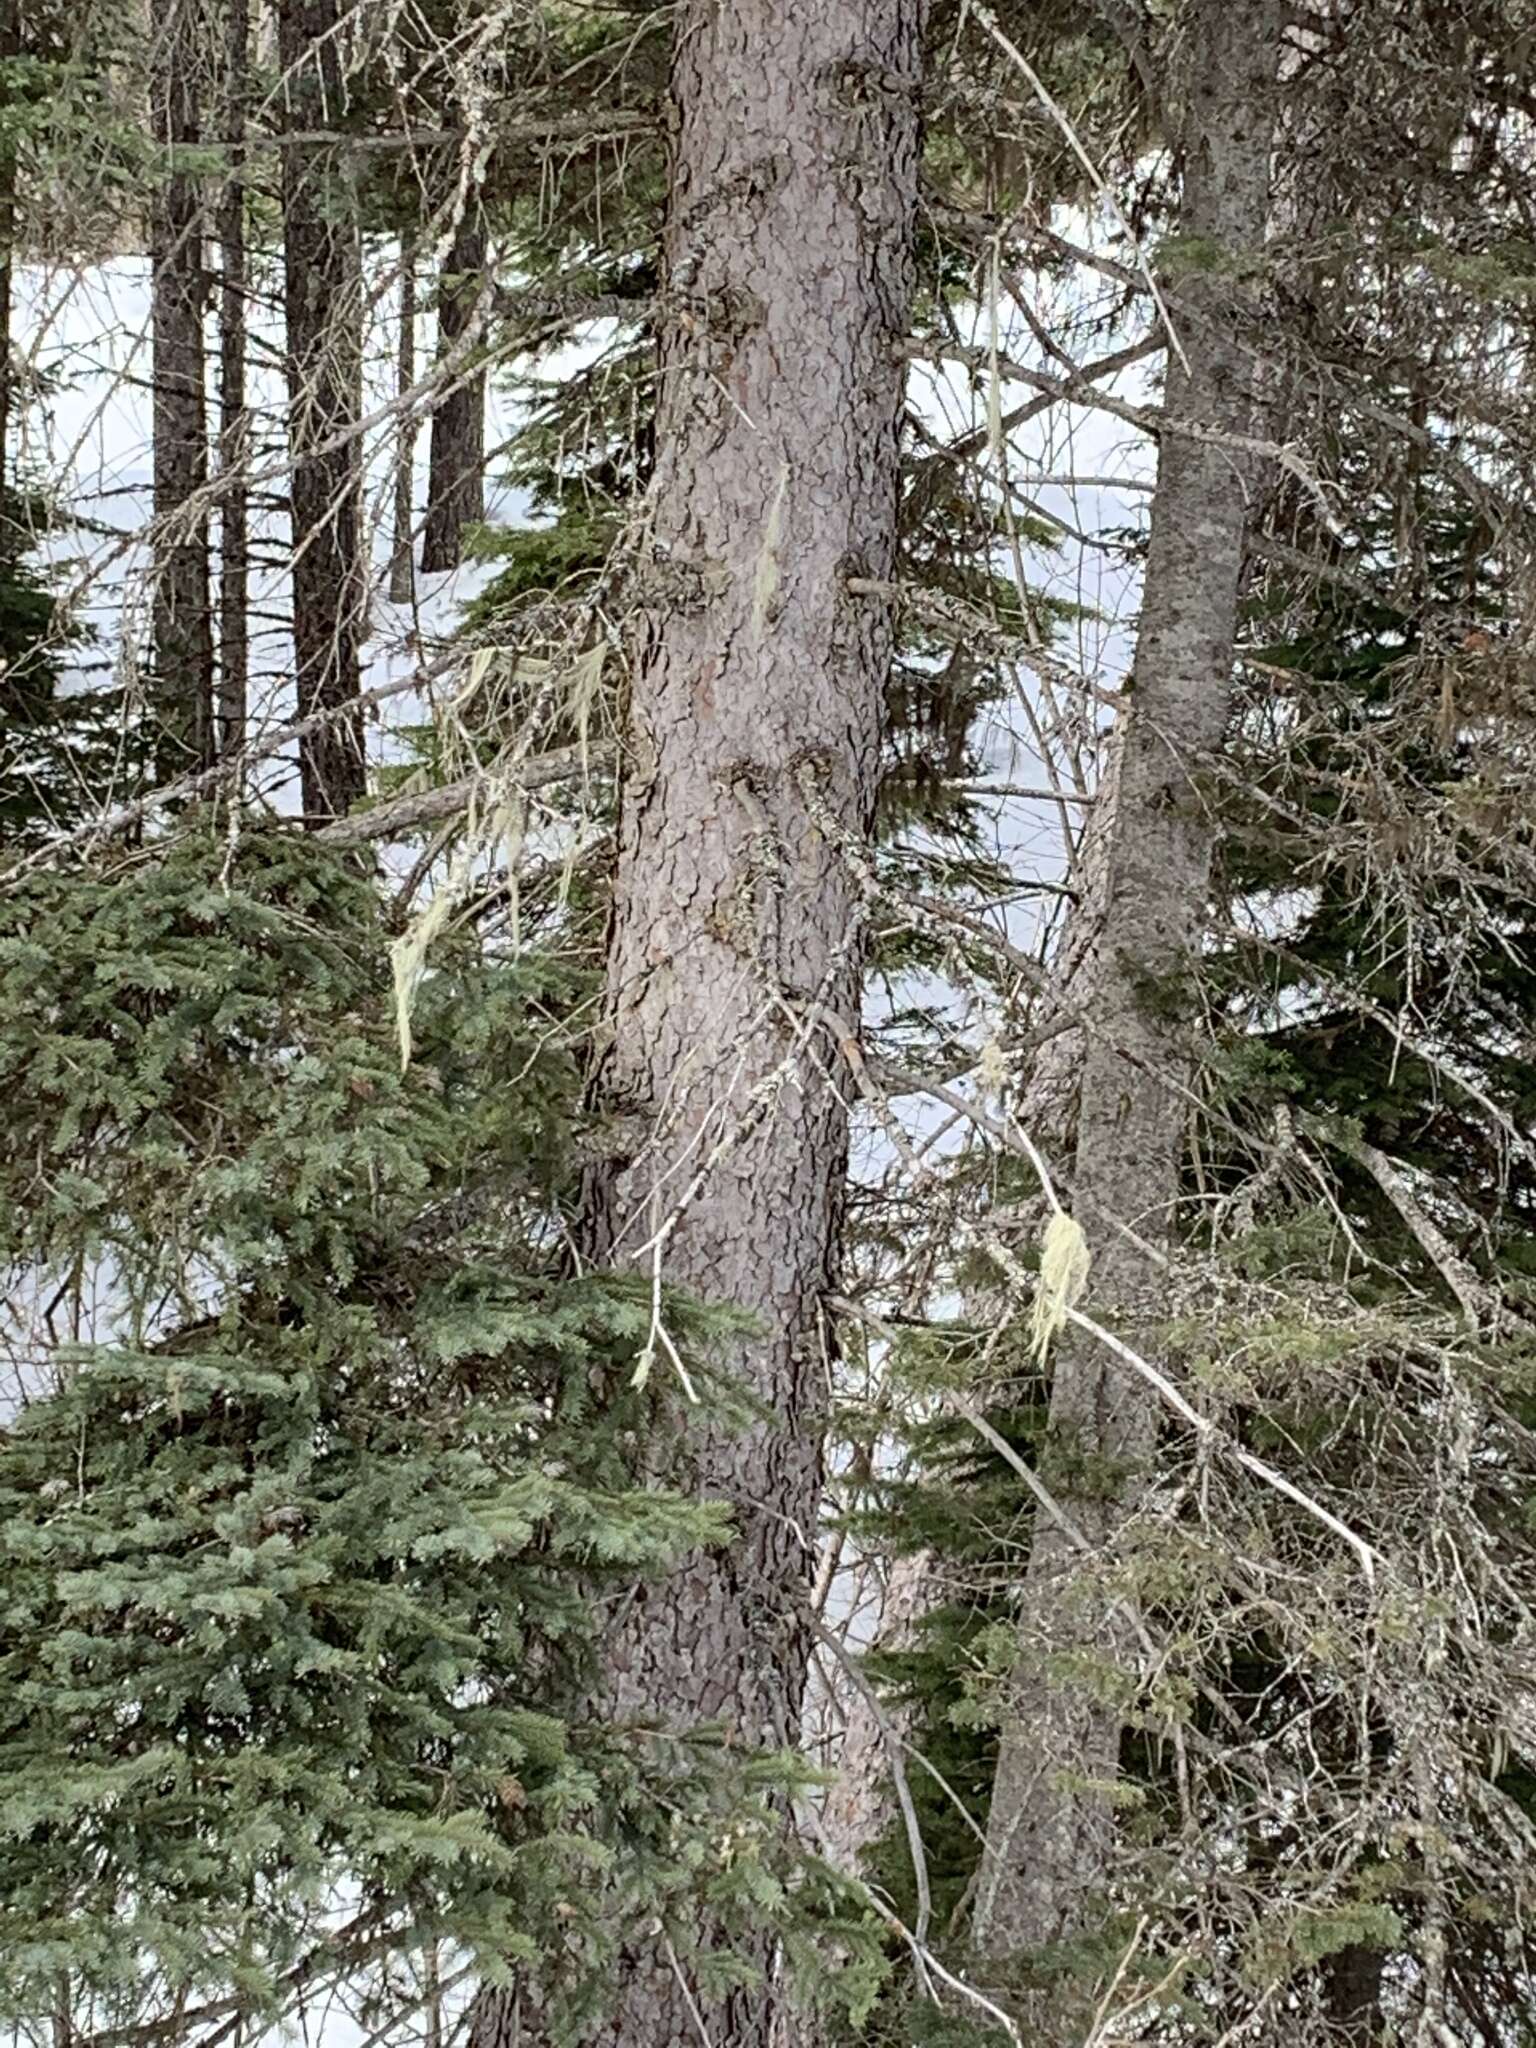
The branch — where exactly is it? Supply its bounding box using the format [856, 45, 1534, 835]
[1299, 1112, 1495, 1326]
[902, 334, 1338, 525]
[317, 741, 616, 846]
[227, 111, 657, 152]
[809, 1618, 934, 1947]
[3, 664, 450, 881]
[1065, 1305, 1386, 1584]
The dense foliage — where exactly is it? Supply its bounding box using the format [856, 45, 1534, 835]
[0, 833, 867, 2036]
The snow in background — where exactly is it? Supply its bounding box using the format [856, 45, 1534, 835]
[3, 241, 1159, 2044]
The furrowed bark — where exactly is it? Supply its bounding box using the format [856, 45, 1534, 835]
[216, 0, 249, 761]
[972, 0, 1282, 1973]
[420, 199, 486, 574]
[149, 0, 215, 781]
[469, 2, 924, 2041]
[278, 0, 366, 823]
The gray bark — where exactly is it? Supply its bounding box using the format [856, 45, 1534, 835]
[972, 0, 1283, 1972]
[469, 1, 924, 2041]
[278, 0, 366, 823]
[149, 0, 214, 781]
[216, 0, 249, 760]
[819, 1545, 934, 1874]
[420, 202, 486, 574]
[820, 752, 1122, 1876]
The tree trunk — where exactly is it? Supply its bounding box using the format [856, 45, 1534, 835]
[278, 0, 366, 823]
[972, 0, 1282, 1973]
[216, 0, 249, 762]
[819, 1545, 935, 1874]
[388, 230, 417, 605]
[149, 0, 215, 782]
[419, 200, 486, 574]
[821, 742, 1124, 1875]
[469, 1, 924, 2041]
[0, 0, 17, 489]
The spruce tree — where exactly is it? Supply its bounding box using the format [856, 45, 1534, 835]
[0, 825, 877, 2043]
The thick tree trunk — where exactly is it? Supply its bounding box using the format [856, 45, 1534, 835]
[388, 230, 417, 605]
[278, 0, 366, 823]
[419, 201, 487, 574]
[149, 0, 215, 782]
[972, 0, 1282, 1973]
[470, 2, 923, 2042]
[216, 0, 249, 762]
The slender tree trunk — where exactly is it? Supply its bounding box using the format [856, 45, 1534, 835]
[388, 229, 417, 605]
[820, 1544, 935, 1873]
[822, 735, 1122, 1875]
[469, 2, 924, 2041]
[278, 0, 366, 822]
[149, 0, 215, 782]
[972, 0, 1282, 1973]
[419, 199, 486, 574]
[0, 0, 17, 491]
[216, 0, 249, 761]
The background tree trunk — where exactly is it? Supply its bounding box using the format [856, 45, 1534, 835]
[420, 201, 486, 574]
[821, 744, 1125, 1878]
[216, 0, 249, 762]
[389, 230, 417, 605]
[149, 0, 214, 781]
[819, 1544, 934, 1873]
[470, 1, 924, 2040]
[278, 0, 366, 823]
[0, 0, 17, 489]
[972, 0, 1282, 1973]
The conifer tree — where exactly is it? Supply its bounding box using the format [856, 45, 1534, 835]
[465, 1, 928, 2040]
[0, 825, 879, 2043]
[215, 0, 250, 760]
